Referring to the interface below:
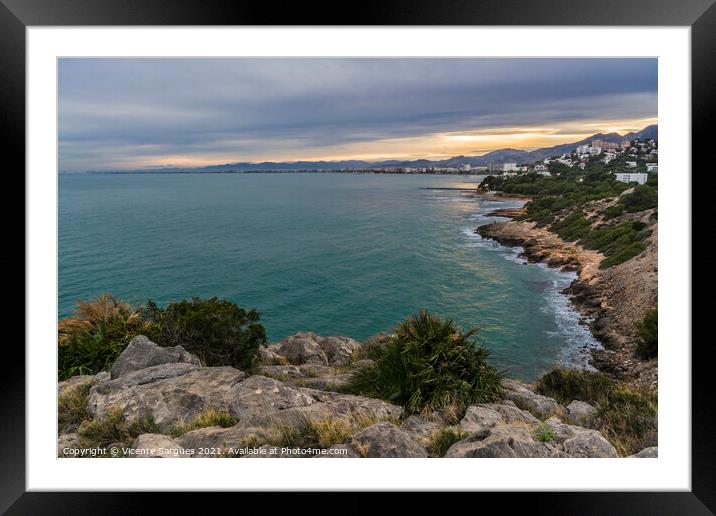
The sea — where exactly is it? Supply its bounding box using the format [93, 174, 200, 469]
[59, 172, 601, 381]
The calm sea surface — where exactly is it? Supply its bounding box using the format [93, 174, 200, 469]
[59, 173, 600, 381]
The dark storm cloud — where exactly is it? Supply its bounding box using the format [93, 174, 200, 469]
[58, 58, 657, 171]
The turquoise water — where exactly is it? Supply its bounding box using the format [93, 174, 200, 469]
[59, 173, 600, 381]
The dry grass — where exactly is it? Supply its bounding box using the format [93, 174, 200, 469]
[428, 428, 469, 457]
[76, 408, 159, 450]
[74, 293, 129, 324]
[170, 410, 238, 437]
[58, 381, 93, 434]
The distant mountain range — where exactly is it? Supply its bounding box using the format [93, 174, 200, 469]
[83, 124, 657, 174]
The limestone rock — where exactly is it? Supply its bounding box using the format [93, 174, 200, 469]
[482, 402, 541, 425]
[561, 430, 618, 458]
[630, 446, 658, 458]
[57, 433, 81, 457]
[317, 336, 362, 366]
[94, 371, 111, 383]
[87, 365, 245, 428]
[131, 433, 185, 458]
[228, 375, 317, 421]
[502, 379, 565, 419]
[402, 415, 443, 441]
[110, 335, 201, 379]
[58, 375, 95, 397]
[276, 333, 329, 365]
[566, 400, 598, 428]
[459, 406, 503, 434]
[445, 425, 553, 458]
[256, 346, 284, 365]
[349, 422, 428, 458]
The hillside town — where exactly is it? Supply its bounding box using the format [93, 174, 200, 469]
[366, 137, 658, 184]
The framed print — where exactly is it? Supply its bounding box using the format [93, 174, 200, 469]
[5, 0, 713, 512]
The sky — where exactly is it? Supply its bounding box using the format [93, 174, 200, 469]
[58, 58, 657, 172]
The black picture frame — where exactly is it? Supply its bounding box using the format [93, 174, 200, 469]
[4, 0, 712, 512]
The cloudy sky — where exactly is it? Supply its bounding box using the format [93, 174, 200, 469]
[58, 58, 657, 171]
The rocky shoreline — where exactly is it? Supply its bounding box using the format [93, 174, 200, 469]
[58, 334, 656, 458]
[475, 212, 657, 389]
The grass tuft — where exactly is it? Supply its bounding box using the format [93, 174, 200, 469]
[170, 410, 238, 437]
[345, 310, 502, 414]
[428, 428, 469, 457]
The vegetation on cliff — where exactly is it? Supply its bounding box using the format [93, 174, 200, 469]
[636, 306, 658, 359]
[58, 294, 266, 380]
[535, 368, 657, 455]
[345, 310, 503, 414]
[480, 172, 657, 270]
[141, 297, 266, 370]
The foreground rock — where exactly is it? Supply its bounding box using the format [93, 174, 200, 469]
[272, 332, 362, 366]
[131, 434, 185, 458]
[349, 423, 428, 458]
[60, 335, 624, 458]
[110, 335, 201, 379]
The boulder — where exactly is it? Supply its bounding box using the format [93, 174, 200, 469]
[58, 375, 95, 397]
[445, 425, 553, 458]
[401, 415, 443, 441]
[110, 335, 201, 379]
[94, 371, 111, 383]
[561, 430, 618, 458]
[566, 400, 598, 428]
[317, 444, 361, 458]
[87, 365, 245, 428]
[174, 423, 274, 456]
[459, 406, 503, 434]
[257, 364, 304, 379]
[630, 446, 658, 458]
[276, 333, 329, 365]
[227, 375, 317, 421]
[256, 346, 284, 365]
[131, 434, 185, 458]
[317, 336, 362, 366]
[57, 433, 81, 457]
[482, 402, 541, 425]
[349, 422, 428, 458]
[502, 379, 565, 419]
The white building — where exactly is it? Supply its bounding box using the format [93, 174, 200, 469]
[537, 170, 552, 177]
[459, 164, 471, 172]
[587, 146, 602, 155]
[503, 162, 517, 172]
[576, 144, 590, 155]
[503, 171, 518, 177]
[646, 163, 658, 172]
[626, 161, 637, 168]
[534, 164, 548, 172]
[615, 172, 648, 184]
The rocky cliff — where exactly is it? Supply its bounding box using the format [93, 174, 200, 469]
[476, 201, 658, 389]
[58, 335, 656, 459]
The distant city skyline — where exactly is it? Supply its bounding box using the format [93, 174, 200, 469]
[59, 58, 657, 172]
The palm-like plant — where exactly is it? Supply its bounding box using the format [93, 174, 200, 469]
[347, 310, 502, 414]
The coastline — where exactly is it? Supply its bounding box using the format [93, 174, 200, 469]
[475, 203, 657, 390]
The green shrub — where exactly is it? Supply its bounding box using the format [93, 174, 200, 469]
[636, 306, 658, 359]
[603, 204, 625, 219]
[142, 297, 267, 370]
[532, 422, 556, 443]
[551, 211, 591, 241]
[428, 428, 468, 457]
[345, 310, 503, 414]
[535, 367, 616, 405]
[620, 185, 658, 212]
[535, 368, 657, 455]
